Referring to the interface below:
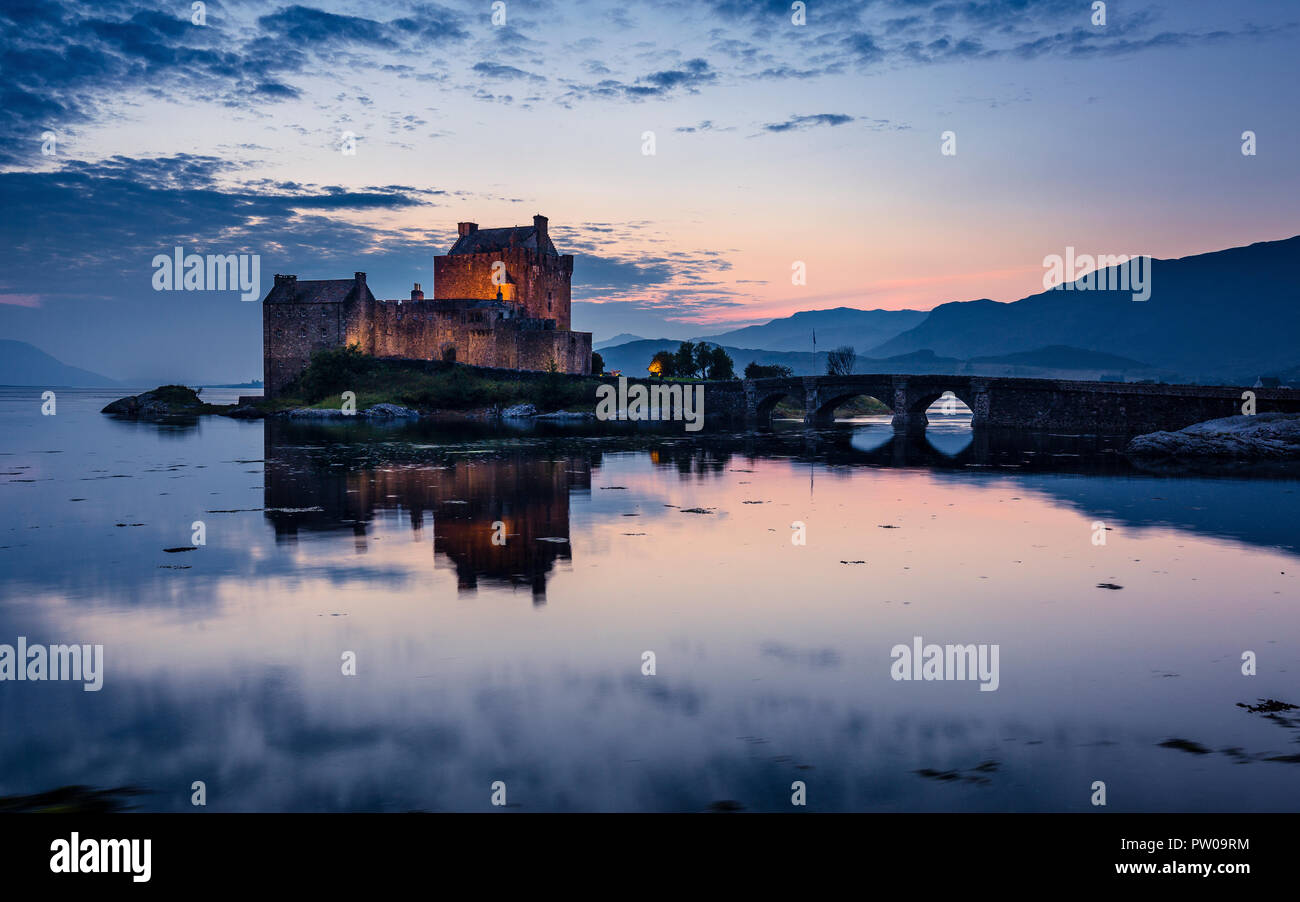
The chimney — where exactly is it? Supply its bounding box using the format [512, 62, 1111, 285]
[354, 272, 366, 285]
[533, 214, 548, 244]
[458, 222, 478, 237]
[411, 282, 424, 301]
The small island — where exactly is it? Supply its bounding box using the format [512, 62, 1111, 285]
[102, 348, 609, 421]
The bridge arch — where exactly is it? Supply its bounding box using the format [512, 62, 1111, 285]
[890, 380, 979, 432]
[808, 386, 896, 424]
[754, 388, 803, 425]
[911, 388, 975, 417]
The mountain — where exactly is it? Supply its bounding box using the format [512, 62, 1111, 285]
[593, 333, 659, 350]
[968, 345, 1148, 370]
[0, 340, 121, 387]
[869, 236, 1300, 382]
[694, 307, 927, 353]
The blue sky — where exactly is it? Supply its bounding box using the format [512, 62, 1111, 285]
[0, 0, 1296, 383]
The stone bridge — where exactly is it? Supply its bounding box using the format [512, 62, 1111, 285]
[699, 374, 1300, 434]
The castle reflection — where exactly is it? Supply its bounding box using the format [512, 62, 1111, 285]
[262, 421, 590, 603]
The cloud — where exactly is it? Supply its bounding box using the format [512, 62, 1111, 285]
[559, 58, 718, 104]
[0, 0, 477, 164]
[759, 113, 855, 133]
[675, 120, 733, 133]
[256, 5, 393, 46]
[471, 61, 547, 82]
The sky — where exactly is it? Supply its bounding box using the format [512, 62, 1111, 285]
[0, 0, 1296, 383]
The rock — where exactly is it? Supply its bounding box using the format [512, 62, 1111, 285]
[534, 410, 595, 420]
[1126, 413, 1300, 459]
[285, 404, 418, 420]
[362, 403, 419, 419]
[224, 405, 266, 419]
[101, 386, 206, 418]
[501, 403, 538, 418]
[286, 408, 350, 419]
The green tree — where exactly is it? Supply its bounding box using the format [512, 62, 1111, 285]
[706, 345, 735, 380]
[591, 351, 604, 375]
[694, 342, 713, 378]
[649, 350, 676, 377]
[674, 341, 699, 379]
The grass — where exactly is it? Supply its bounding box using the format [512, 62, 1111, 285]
[772, 395, 892, 419]
[142, 384, 234, 415]
[265, 347, 602, 413]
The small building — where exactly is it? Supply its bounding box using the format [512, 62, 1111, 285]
[261, 214, 592, 398]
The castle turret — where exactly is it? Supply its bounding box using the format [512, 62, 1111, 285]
[411, 283, 424, 301]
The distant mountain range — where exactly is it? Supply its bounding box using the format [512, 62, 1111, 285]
[593, 308, 927, 355]
[695, 307, 928, 353]
[594, 235, 1299, 383]
[596, 338, 1160, 380]
[871, 235, 1300, 381]
[0, 340, 121, 387]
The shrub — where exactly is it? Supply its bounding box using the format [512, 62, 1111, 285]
[744, 362, 793, 379]
[298, 344, 372, 401]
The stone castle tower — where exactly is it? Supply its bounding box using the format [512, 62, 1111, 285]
[261, 215, 591, 398]
[435, 214, 574, 329]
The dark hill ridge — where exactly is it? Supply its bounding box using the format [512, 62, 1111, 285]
[0, 340, 120, 387]
[694, 307, 927, 353]
[595, 338, 1158, 380]
[970, 345, 1149, 370]
[870, 235, 1300, 382]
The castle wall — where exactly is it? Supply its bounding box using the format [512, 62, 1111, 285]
[434, 249, 573, 330]
[263, 301, 346, 397]
[518, 328, 592, 375]
[342, 298, 590, 374]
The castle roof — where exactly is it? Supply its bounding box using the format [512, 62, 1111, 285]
[264, 276, 373, 305]
[447, 226, 557, 257]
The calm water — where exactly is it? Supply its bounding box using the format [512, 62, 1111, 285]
[1, 387, 1298, 812]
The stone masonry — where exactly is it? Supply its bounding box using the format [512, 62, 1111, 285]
[261, 215, 591, 398]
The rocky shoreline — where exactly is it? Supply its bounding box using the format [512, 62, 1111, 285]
[101, 387, 590, 423]
[1126, 413, 1300, 460]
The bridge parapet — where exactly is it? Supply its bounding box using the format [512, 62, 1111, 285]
[735, 373, 1300, 434]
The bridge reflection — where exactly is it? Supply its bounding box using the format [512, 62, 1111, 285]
[258, 418, 1300, 606]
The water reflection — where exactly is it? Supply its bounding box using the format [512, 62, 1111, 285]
[4, 391, 1300, 812]
[264, 423, 586, 602]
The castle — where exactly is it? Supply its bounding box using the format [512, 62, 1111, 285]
[261, 214, 592, 398]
